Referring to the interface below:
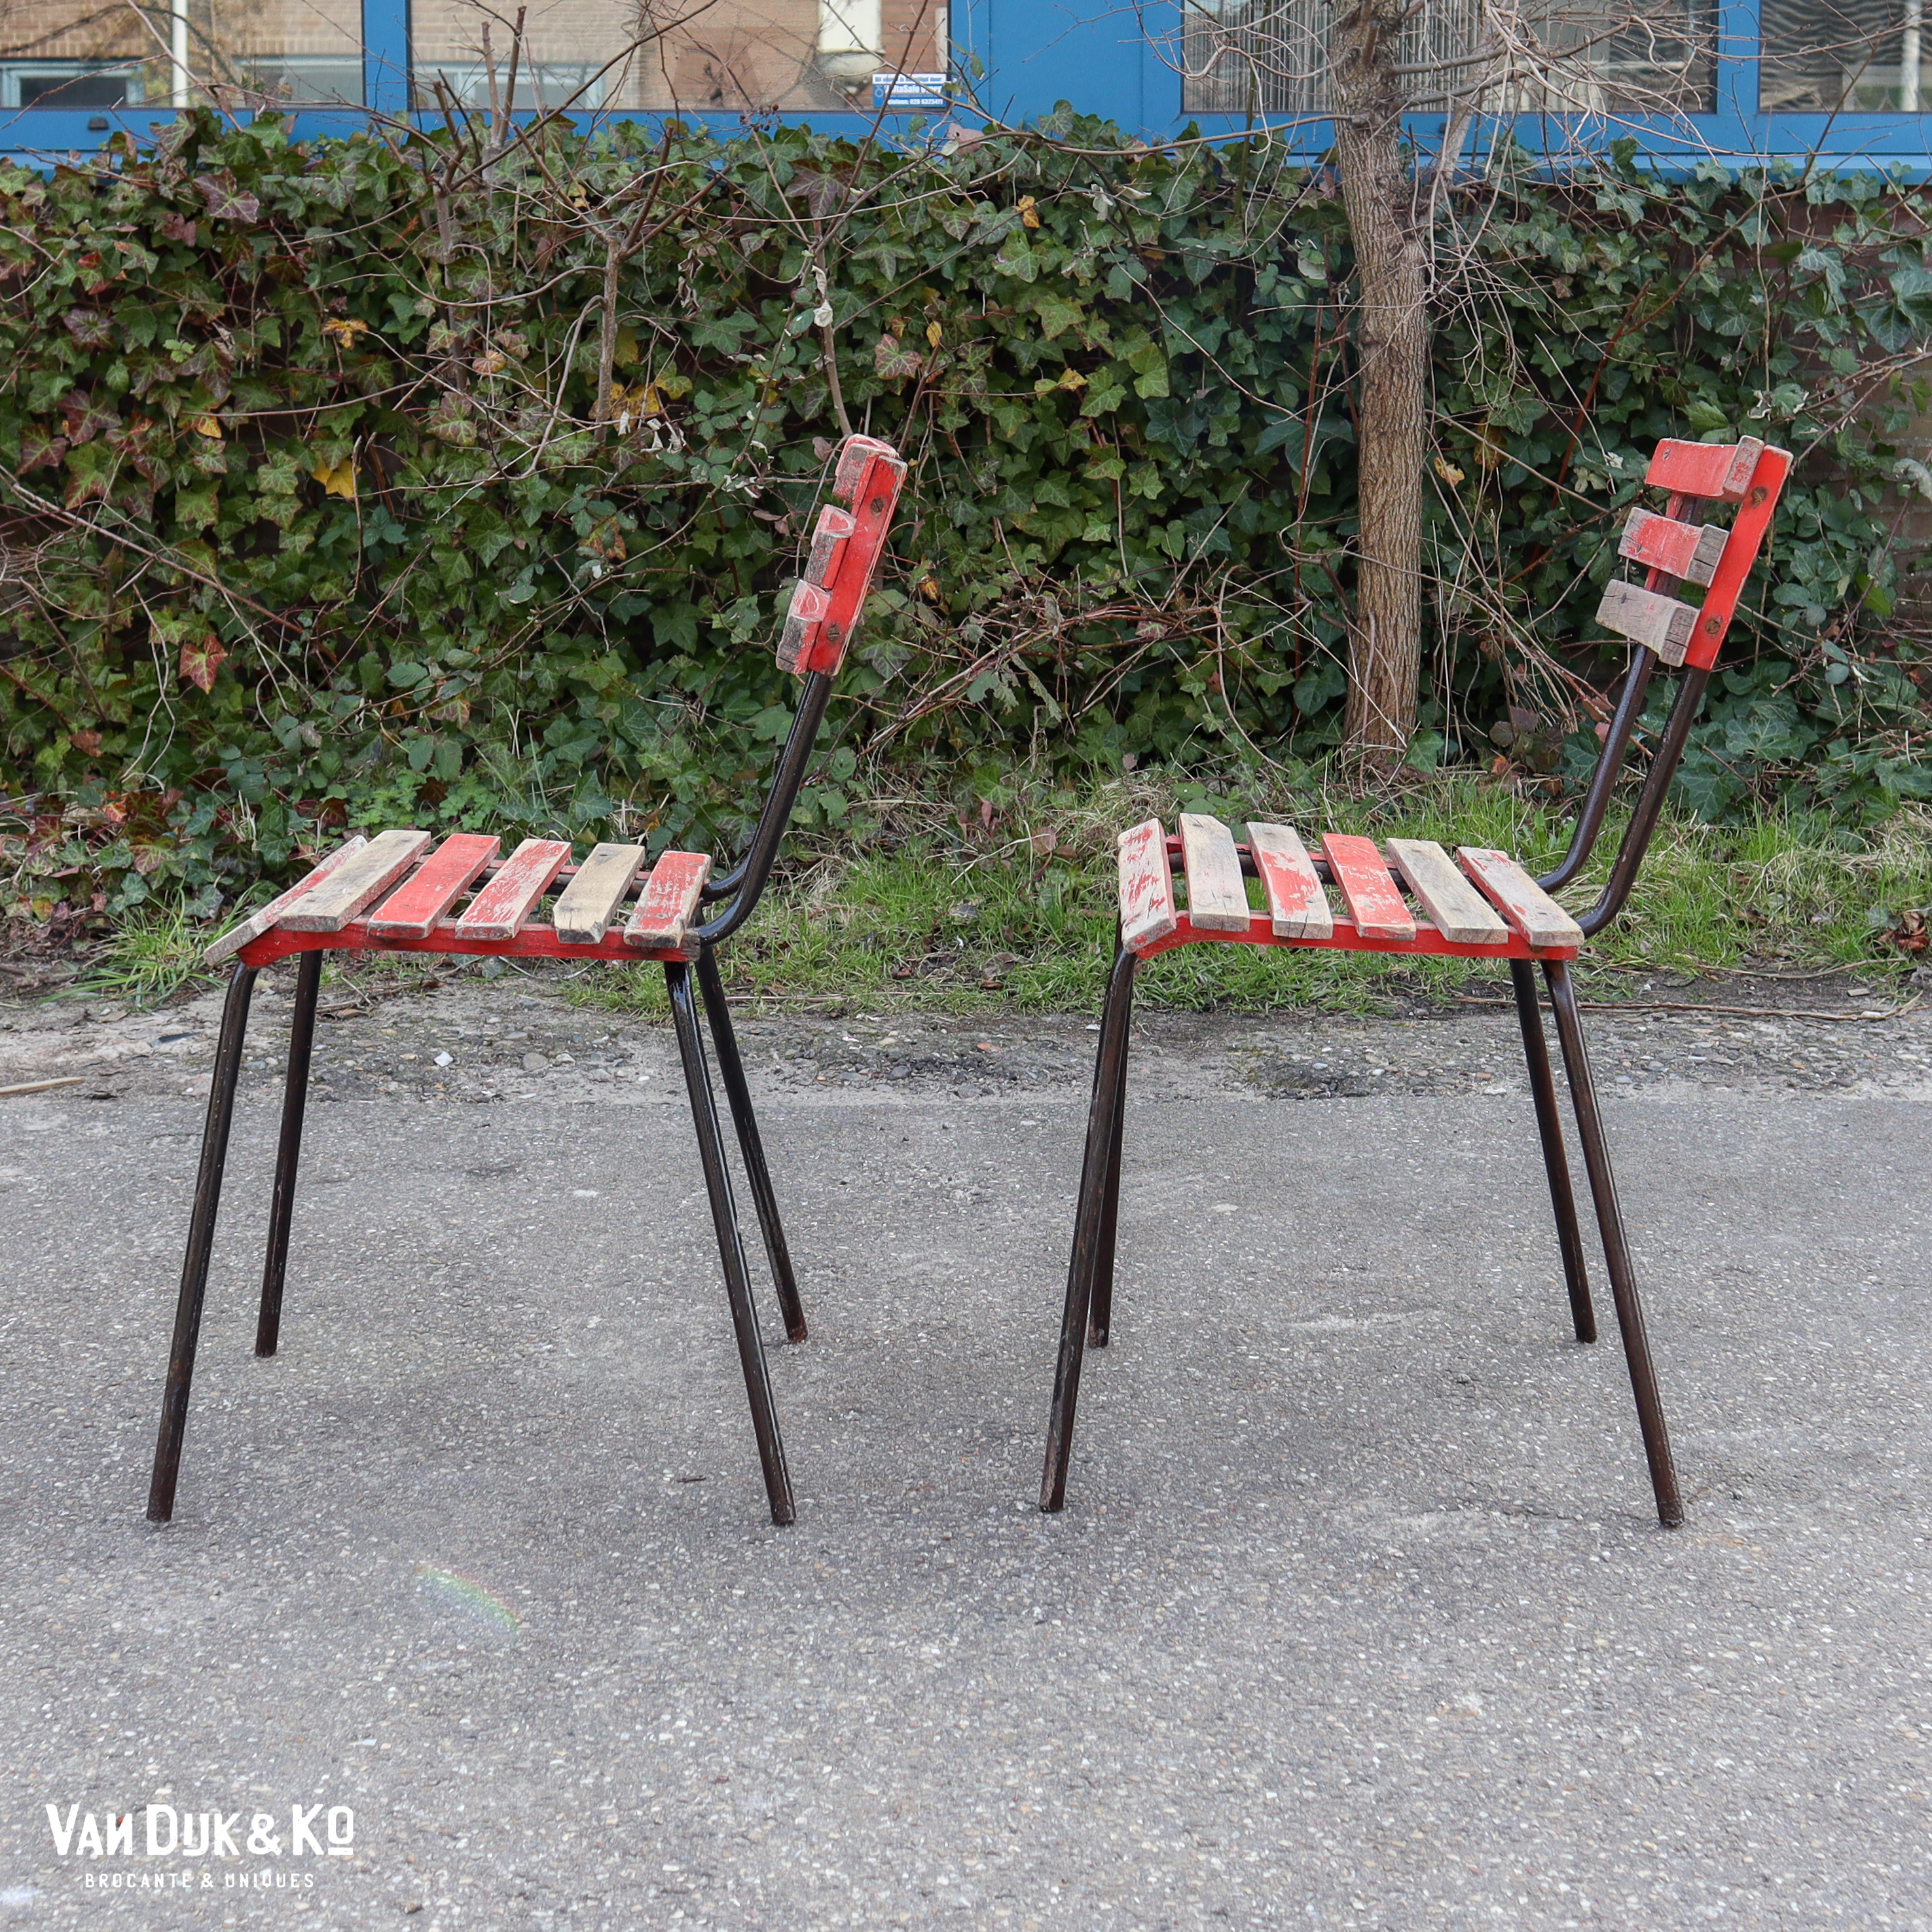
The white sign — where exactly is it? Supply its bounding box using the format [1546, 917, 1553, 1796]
[872, 71, 948, 110]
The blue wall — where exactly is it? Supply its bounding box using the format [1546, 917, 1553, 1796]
[9, 0, 1932, 172]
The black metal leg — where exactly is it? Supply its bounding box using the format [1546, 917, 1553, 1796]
[255, 948, 322, 1358]
[1042, 945, 1138, 1513]
[1509, 958, 1596, 1345]
[1087, 948, 1137, 1349]
[1543, 960, 1685, 1529]
[147, 963, 257, 1523]
[695, 944, 806, 1344]
[666, 960, 795, 1527]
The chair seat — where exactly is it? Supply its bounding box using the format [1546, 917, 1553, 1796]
[1117, 814, 1584, 962]
[206, 832, 712, 969]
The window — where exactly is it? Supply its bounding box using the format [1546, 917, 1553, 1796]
[411, 0, 947, 117]
[0, 0, 365, 111]
[1761, 0, 1925, 109]
[1178, 0, 1716, 117]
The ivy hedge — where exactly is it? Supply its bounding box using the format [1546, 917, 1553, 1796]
[1, 109, 1927, 921]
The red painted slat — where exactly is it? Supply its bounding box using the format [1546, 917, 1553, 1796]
[776, 436, 906, 676]
[1319, 833, 1415, 942]
[454, 838, 572, 941]
[1118, 818, 1178, 955]
[626, 850, 710, 951]
[1645, 437, 1763, 501]
[203, 835, 368, 965]
[1679, 444, 1792, 670]
[1619, 508, 1727, 587]
[367, 833, 501, 938]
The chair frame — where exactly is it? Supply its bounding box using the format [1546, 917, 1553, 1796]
[146, 435, 906, 1531]
[1042, 435, 1795, 1528]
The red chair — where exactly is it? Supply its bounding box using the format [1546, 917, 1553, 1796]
[1042, 432, 1793, 1527]
[147, 434, 907, 1529]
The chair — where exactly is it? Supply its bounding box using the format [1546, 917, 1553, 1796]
[1042, 432, 1793, 1527]
[147, 433, 907, 1530]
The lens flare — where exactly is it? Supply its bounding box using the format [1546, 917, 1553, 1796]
[416, 1567, 522, 1636]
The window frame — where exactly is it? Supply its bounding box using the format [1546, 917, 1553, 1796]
[5, 0, 1931, 170]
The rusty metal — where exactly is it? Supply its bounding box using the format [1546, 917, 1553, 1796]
[1508, 958, 1596, 1345]
[1577, 667, 1713, 938]
[1542, 960, 1685, 1528]
[147, 963, 257, 1523]
[1041, 942, 1138, 1513]
[255, 948, 321, 1357]
[1538, 647, 1656, 894]
[696, 942, 806, 1343]
[666, 960, 795, 1526]
[694, 670, 833, 942]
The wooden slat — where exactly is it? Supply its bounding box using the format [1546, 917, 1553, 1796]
[549, 843, 645, 944]
[625, 850, 710, 950]
[1118, 818, 1177, 954]
[1245, 822, 1332, 940]
[1645, 436, 1764, 501]
[1319, 832, 1414, 942]
[203, 835, 369, 963]
[1679, 443, 1792, 671]
[1178, 814, 1249, 931]
[1384, 838, 1510, 945]
[1620, 507, 1728, 587]
[1595, 580, 1698, 665]
[1457, 847, 1586, 949]
[365, 833, 501, 939]
[279, 829, 433, 932]
[454, 837, 572, 941]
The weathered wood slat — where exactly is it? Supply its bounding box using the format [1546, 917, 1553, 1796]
[1384, 837, 1510, 945]
[1178, 814, 1249, 931]
[366, 833, 501, 939]
[549, 843, 646, 944]
[1620, 507, 1728, 587]
[202, 835, 369, 963]
[454, 838, 573, 941]
[1118, 818, 1178, 954]
[1595, 579, 1698, 665]
[626, 850, 711, 950]
[279, 829, 433, 932]
[1457, 847, 1586, 949]
[1319, 833, 1415, 942]
[1245, 822, 1332, 940]
[1646, 436, 1764, 502]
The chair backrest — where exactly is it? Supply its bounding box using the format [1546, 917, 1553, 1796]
[691, 433, 907, 947]
[1539, 431, 1791, 936]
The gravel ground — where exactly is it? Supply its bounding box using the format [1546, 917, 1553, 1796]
[3, 960, 1926, 1114]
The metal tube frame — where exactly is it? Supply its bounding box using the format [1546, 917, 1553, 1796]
[666, 959, 796, 1525]
[1041, 943, 1137, 1513]
[1508, 958, 1596, 1344]
[696, 942, 806, 1343]
[1045, 939, 1685, 1526]
[255, 948, 321, 1357]
[147, 962, 257, 1522]
[1542, 959, 1684, 1527]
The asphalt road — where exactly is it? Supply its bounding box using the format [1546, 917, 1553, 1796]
[1, 991, 1928, 1929]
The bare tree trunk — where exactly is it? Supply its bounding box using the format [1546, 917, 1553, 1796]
[1330, 0, 1430, 767]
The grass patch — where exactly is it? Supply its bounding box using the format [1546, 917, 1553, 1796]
[62, 902, 215, 1007]
[566, 792, 1932, 1022]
